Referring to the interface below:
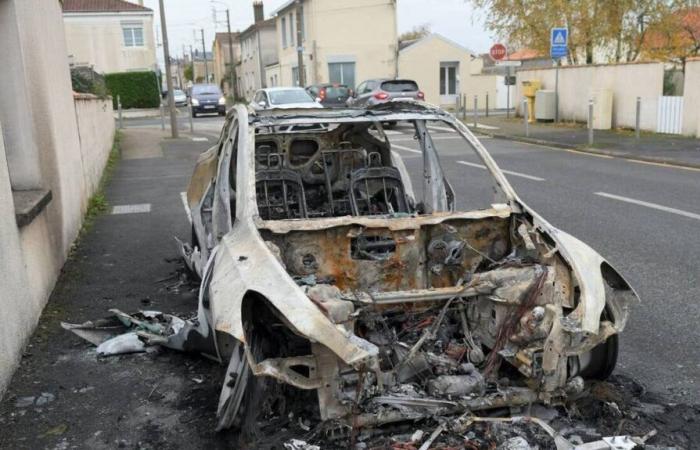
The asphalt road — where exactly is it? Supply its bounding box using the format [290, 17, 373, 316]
[122, 116, 700, 400]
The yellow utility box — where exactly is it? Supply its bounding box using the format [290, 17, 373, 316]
[522, 80, 542, 123]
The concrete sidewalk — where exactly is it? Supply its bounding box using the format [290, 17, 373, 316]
[0, 129, 241, 449]
[466, 115, 700, 169]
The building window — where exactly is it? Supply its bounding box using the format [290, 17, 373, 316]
[439, 63, 458, 96]
[289, 12, 295, 46]
[328, 62, 356, 89]
[281, 17, 287, 48]
[122, 23, 144, 47]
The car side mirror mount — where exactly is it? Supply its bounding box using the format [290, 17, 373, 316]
[258, 101, 267, 108]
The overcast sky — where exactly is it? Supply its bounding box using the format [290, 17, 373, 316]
[142, 0, 495, 67]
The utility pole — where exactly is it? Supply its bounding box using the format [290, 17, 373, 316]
[295, 0, 305, 86]
[158, 0, 178, 138]
[189, 45, 194, 82]
[226, 9, 238, 100]
[201, 28, 209, 83]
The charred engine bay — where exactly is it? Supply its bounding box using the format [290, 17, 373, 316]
[238, 214, 646, 448]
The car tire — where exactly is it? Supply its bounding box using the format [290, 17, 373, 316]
[572, 306, 619, 380]
[192, 110, 197, 118]
[216, 332, 270, 433]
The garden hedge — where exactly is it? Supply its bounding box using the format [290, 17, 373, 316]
[104, 71, 160, 109]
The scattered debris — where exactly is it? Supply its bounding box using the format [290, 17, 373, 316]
[61, 309, 191, 356]
[15, 392, 55, 408]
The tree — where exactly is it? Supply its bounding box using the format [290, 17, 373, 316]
[399, 24, 431, 42]
[465, 0, 670, 64]
[641, 4, 700, 70]
[184, 63, 194, 82]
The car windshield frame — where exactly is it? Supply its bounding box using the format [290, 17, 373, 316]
[244, 109, 518, 226]
[268, 89, 316, 105]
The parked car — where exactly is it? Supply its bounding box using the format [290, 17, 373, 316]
[173, 89, 187, 107]
[178, 101, 638, 434]
[190, 84, 226, 117]
[306, 83, 352, 107]
[251, 87, 322, 110]
[347, 79, 425, 107]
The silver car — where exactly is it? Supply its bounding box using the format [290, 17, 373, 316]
[347, 79, 425, 107]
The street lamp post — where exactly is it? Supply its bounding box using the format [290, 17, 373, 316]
[158, 0, 178, 138]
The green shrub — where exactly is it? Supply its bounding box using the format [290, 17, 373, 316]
[71, 67, 108, 98]
[104, 71, 160, 109]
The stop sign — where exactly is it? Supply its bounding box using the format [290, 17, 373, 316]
[489, 43, 507, 61]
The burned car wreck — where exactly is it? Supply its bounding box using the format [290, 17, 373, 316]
[174, 102, 639, 439]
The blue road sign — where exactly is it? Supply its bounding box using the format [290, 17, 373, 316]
[550, 27, 568, 59]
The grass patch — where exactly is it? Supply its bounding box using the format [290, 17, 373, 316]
[82, 131, 121, 233]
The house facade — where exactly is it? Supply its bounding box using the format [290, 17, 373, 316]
[271, 0, 398, 89]
[398, 33, 499, 110]
[237, 2, 278, 101]
[212, 32, 241, 94]
[62, 0, 156, 74]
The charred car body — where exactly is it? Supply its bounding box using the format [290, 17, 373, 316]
[178, 102, 639, 433]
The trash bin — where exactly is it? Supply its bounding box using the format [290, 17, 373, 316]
[535, 90, 556, 121]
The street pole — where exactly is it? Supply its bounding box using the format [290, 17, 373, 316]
[635, 97, 641, 140]
[295, 1, 305, 87]
[225, 9, 238, 101]
[588, 98, 594, 146]
[506, 67, 511, 119]
[486, 92, 489, 117]
[201, 28, 209, 83]
[189, 45, 195, 83]
[159, 0, 179, 138]
[473, 95, 478, 127]
[117, 95, 123, 129]
[523, 99, 530, 137]
[554, 58, 560, 122]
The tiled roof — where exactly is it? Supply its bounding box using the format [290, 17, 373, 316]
[505, 48, 545, 61]
[62, 0, 152, 13]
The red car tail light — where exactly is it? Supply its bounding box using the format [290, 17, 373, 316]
[417, 91, 425, 99]
[374, 92, 389, 100]
[319, 87, 326, 100]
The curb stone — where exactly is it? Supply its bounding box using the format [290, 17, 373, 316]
[470, 128, 700, 171]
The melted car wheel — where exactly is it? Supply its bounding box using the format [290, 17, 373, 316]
[570, 307, 619, 380]
[216, 333, 272, 433]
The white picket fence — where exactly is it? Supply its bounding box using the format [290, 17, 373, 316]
[656, 96, 684, 134]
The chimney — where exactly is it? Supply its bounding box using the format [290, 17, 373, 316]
[253, 1, 264, 23]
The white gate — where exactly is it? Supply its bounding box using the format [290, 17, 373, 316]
[657, 96, 684, 134]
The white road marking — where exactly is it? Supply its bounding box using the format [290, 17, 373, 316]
[457, 160, 545, 181]
[111, 203, 151, 215]
[383, 129, 403, 135]
[595, 192, 700, 221]
[391, 143, 422, 154]
[474, 123, 499, 130]
[428, 125, 456, 133]
[191, 137, 208, 142]
[180, 192, 192, 224]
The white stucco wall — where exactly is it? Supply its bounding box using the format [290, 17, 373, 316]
[274, 0, 397, 87]
[399, 35, 500, 109]
[63, 11, 156, 74]
[0, 1, 117, 397]
[514, 62, 664, 130]
[75, 95, 116, 194]
[682, 58, 700, 137]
